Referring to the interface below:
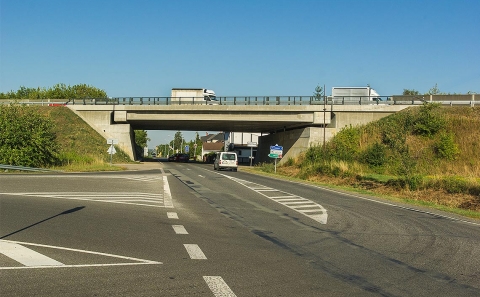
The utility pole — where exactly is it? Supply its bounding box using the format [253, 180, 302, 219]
[323, 84, 326, 148]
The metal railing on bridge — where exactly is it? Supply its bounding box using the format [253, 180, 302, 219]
[1, 94, 477, 106]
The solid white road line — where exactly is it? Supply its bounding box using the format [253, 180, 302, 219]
[167, 212, 179, 219]
[172, 225, 188, 234]
[0, 240, 64, 267]
[203, 276, 237, 297]
[183, 244, 207, 259]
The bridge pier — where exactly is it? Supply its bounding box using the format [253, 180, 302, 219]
[256, 105, 410, 165]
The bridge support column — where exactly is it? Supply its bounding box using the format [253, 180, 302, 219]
[256, 127, 336, 165]
[67, 107, 137, 161]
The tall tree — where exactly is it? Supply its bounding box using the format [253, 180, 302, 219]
[173, 131, 184, 152]
[134, 130, 150, 149]
[403, 89, 420, 95]
[313, 84, 324, 101]
[426, 83, 442, 95]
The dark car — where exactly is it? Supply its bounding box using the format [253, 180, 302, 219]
[168, 153, 189, 162]
[177, 153, 189, 162]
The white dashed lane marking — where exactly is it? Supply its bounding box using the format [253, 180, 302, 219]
[204, 276, 237, 297]
[183, 244, 207, 260]
[167, 212, 179, 219]
[172, 225, 188, 234]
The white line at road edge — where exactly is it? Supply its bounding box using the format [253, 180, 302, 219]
[204, 276, 237, 297]
[0, 239, 161, 270]
[163, 175, 174, 208]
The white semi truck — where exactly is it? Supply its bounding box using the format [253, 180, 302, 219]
[170, 88, 218, 104]
[331, 87, 382, 102]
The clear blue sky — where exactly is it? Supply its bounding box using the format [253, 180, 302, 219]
[1, 0, 479, 147]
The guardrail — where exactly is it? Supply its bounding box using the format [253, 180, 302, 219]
[0, 164, 60, 172]
[0, 94, 477, 106]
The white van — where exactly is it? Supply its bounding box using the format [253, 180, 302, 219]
[213, 152, 238, 171]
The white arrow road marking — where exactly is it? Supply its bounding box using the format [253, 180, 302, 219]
[0, 240, 161, 270]
[220, 174, 328, 224]
[203, 276, 237, 297]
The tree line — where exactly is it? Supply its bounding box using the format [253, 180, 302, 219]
[0, 83, 107, 99]
[403, 83, 477, 96]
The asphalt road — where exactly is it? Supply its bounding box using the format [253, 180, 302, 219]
[0, 161, 479, 296]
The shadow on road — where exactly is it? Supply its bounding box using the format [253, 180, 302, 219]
[0, 206, 85, 239]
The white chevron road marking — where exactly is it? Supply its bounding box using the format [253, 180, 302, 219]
[221, 174, 328, 224]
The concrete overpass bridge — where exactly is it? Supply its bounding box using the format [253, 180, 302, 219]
[66, 96, 416, 163]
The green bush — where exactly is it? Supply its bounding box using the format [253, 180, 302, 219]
[0, 104, 60, 167]
[256, 162, 275, 173]
[328, 125, 361, 161]
[361, 142, 386, 167]
[413, 103, 446, 137]
[427, 176, 480, 195]
[283, 157, 295, 167]
[434, 132, 459, 160]
[386, 175, 424, 191]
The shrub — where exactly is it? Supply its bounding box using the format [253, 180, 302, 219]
[0, 104, 59, 167]
[283, 157, 295, 167]
[413, 103, 446, 137]
[434, 132, 459, 160]
[328, 125, 361, 161]
[361, 142, 386, 167]
[386, 175, 424, 191]
[256, 162, 275, 173]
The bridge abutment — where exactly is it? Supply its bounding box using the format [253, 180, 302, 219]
[67, 107, 137, 160]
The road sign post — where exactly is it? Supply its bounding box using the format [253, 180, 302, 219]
[269, 144, 283, 173]
[106, 139, 118, 165]
[247, 142, 257, 166]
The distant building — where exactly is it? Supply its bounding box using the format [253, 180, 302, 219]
[201, 141, 224, 162]
[200, 132, 262, 165]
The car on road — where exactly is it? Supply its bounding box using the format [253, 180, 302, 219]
[168, 153, 189, 162]
[213, 152, 238, 171]
[177, 153, 189, 162]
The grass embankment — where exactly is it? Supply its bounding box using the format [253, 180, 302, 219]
[253, 105, 480, 219]
[37, 106, 132, 171]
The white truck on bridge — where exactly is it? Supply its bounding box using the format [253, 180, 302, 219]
[332, 87, 382, 102]
[170, 88, 218, 104]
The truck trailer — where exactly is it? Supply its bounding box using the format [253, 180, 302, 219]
[331, 87, 382, 102]
[170, 88, 218, 105]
